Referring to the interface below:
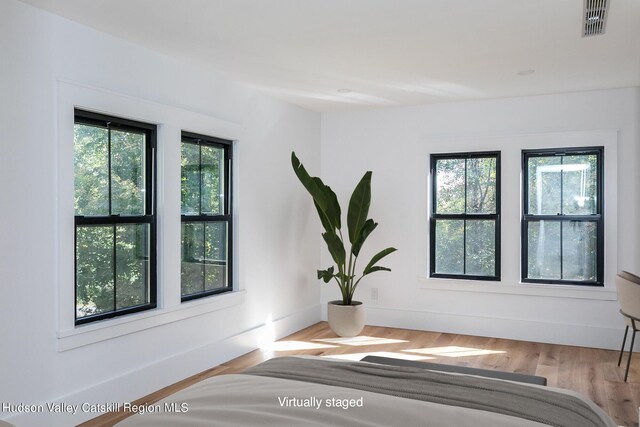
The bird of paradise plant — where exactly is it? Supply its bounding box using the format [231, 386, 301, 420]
[291, 152, 397, 305]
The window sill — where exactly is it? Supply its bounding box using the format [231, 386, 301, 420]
[57, 290, 246, 351]
[418, 277, 616, 301]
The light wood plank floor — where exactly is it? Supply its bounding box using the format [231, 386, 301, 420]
[82, 322, 637, 427]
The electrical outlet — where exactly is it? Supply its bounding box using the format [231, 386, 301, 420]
[371, 287, 379, 300]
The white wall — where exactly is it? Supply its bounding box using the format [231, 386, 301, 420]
[2, 0, 638, 424]
[321, 87, 640, 350]
[0, 1, 321, 425]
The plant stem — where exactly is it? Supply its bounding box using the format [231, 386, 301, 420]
[333, 276, 346, 303]
[346, 250, 354, 305]
[352, 256, 359, 287]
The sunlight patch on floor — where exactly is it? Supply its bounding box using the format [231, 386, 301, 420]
[262, 341, 338, 351]
[321, 351, 434, 362]
[403, 346, 506, 357]
[313, 336, 408, 346]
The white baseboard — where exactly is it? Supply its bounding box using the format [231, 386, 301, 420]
[321, 305, 623, 350]
[4, 303, 321, 427]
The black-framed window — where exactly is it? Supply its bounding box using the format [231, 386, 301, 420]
[430, 152, 501, 280]
[181, 132, 233, 301]
[522, 147, 603, 286]
[74, 110, 157, 325]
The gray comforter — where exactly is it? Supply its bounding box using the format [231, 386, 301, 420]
[117, 356, 616, 427]
[245, 357, 615, 427]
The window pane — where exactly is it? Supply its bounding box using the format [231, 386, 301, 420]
[527, 156, 561, 215]
[466, 220, 495, 276]
[111, 130, 145, 215]
[527, 221, 561, 280]
[562, 221, 597, 281]
[201, 145, 224, 215]
[181, 143, 200, 215]
[562, 155, 598, 215]
[434, 220, 464, 274]
[76, 225, 114, 318]
[115, 224, 149, 310]
[181, 222, 205, 295]
[74, 124, 109, 215]
[205, 222, 228, 290]
[466, 158, 497, 214]
[435, 159, 465, 214]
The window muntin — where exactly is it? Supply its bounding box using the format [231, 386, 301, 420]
[74, 110, 156, 325]
[522, 147, 603, 285]
[181, 132, 232, 301]
[430, 152, 501, 280]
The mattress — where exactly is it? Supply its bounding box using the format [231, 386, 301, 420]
[116, 356, 616, 427]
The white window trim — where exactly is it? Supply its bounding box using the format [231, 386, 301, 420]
[417, 129, 618, 300]
[57, 290, 246, 351]
[418, 277, 616, 300]
[56, 80, 244, 351]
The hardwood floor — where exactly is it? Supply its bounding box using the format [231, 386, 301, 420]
[82, 322, 637, 426]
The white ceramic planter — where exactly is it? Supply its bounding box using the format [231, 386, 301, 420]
[327, 301, 365, 337]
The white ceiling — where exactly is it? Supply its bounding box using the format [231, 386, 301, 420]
[20, 0, 640, 112]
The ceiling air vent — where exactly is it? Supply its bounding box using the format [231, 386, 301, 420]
[583, 0, 609, 37]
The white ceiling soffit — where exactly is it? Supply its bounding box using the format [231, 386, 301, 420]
[19, 0, 640, 112]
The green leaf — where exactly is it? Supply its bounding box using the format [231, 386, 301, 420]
[291, 152, 329, 211]
[291, 152, 341, 230]
[362, 266, 390, 274]
[351, 219, 377, 256]
[317, 266, 335, 283]
[363, 247, 397, 275]
[322, 232, 346, 271]
[347, 171, 372, 245]
[312, 177, 341, 230]
[314, 201, 333, 234]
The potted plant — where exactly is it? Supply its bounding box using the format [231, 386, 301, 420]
[291, 152, 397, 337]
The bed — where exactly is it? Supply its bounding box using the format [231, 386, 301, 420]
[116, 356, 617, 427]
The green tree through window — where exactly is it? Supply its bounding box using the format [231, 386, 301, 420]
[430, 152, 501, 280]
[180, 132, 233, 301]
[74, 110, 156, 324]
